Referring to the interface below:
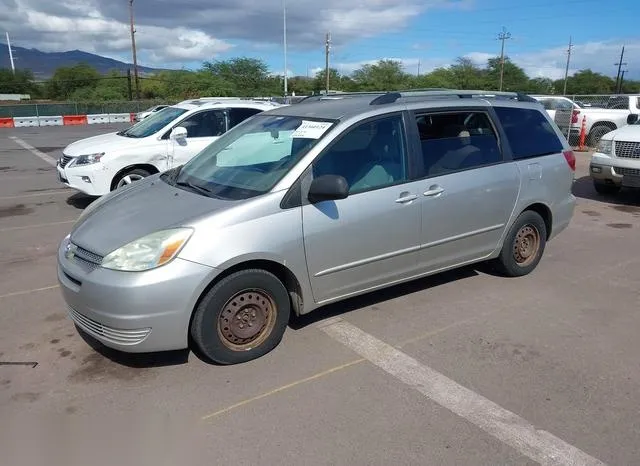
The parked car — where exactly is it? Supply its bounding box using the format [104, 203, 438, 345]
[553, 94, 640, 146]
[56, 99, 283, 196]
[57, 89, 575, 365]
[133, 104, 170, 122]
[589, 113, 640, 194]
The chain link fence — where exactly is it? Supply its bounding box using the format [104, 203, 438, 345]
[0, 100, 176, 118]
[533, 94, 640, 147]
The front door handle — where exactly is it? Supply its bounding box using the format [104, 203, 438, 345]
[423, 186, 444, 197]
[395, 194, 418, 204]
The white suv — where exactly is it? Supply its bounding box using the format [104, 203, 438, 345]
[589, 114, 640, 194]
[56, 98, 283, 196]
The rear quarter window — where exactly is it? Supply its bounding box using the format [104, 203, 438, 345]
[493, 107, 564, 160]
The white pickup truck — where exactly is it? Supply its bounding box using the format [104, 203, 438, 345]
[552, 94, 640, 147]
[589, 113, 640, 195]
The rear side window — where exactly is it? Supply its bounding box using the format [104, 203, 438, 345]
[493, 107, 564, 160]
[414, 110, 502, 177]
[228, 107, 263, 129]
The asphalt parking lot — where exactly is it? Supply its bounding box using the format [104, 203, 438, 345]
[1, 124, 639, 466]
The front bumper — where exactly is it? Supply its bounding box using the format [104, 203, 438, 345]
[56, 162, 112, 197]
[57, 236, 219, 353]
[589, 152, 640, 187]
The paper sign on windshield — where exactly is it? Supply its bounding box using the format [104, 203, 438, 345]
[291, 120, 332, 139]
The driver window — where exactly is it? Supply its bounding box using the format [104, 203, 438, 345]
[180, 110, 226, 138]
[312, 115, 408, 194]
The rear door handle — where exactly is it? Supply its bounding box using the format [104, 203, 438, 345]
[423, 186, 445, 197]
[395, 194, 418, 204]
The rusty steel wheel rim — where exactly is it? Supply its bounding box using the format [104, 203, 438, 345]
[513, 224, 541, 266]
[217, 289, 277, 351]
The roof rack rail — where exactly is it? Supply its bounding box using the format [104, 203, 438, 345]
[369, 89, 538, 105]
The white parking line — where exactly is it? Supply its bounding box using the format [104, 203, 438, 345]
[318, 318, 606, 466]
[0, 219, 76, 233]
[9, 137, 57, 167]
[0, 190, 70, 201]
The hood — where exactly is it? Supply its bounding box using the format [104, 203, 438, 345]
[609, 124, 640, 142]
[63, 132, 149, 157]
[70, 175, 238, 257]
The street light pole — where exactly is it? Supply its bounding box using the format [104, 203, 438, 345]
[283, 0, 288, 97]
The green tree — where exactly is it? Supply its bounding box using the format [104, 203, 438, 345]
[351, 59, 410, 90]
[485, 57, 529, 91]
[555, 70, 615, 95]
[0, 69, 38, 95]
[313, 68, 342, 92]
[448, 57, 487, 89]
[46, 63, 101, 100]
[202, 57, 272, 96]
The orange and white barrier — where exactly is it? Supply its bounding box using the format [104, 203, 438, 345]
[1, 112, 138, 128]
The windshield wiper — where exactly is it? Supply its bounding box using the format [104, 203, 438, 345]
[175, 179, 215, 197]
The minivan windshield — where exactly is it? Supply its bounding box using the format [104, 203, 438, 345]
[169, 114, 336, 200]
[118, 106, 188, 138]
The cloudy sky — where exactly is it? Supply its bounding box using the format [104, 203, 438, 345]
[0, 0, 638, 80]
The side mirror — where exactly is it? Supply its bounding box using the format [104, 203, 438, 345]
[627, 114, 639, 125]
[170, 126, 188, 140]
[308, 174, 349, 203]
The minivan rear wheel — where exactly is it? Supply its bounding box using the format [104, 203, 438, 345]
[493, 210, 547, 277]
[190, 269, 291, 365]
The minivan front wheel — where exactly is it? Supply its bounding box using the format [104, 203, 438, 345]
[190, 269, 291, 365]
[493, 210, 547, 277]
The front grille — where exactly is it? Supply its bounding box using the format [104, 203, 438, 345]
[68, 307, 151, 346]
[59, 154, 74, 168]
[615, 167, 640, 176]
[614, 141, 640, 159]
[69, 244, 103, 271]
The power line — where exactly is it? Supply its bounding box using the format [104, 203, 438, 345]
[497, 27, 512, 91]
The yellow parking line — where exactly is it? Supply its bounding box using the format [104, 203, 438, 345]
[0, 219, 76, 233]
[201, 358, 365, 421]
[0, 285, 59, 300]
[200, 310, 502, 422]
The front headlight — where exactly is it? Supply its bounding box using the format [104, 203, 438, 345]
[72, 153, 105, 166]
[596, 139, 613, 155]
[101, 228, 194, 272]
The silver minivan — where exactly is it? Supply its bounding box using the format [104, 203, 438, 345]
[57, 90, 576, 365]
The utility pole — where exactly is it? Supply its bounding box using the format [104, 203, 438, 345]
[126, 68, 133, 100]
[6, 32, 15, 74]
[129, 0, 140, 100]
[283, 0, 288, 97]
[619, 69, 627, 93]
[614, 45, 626, 93]
[417, 59, 421, 77]
[325, 32, 331, 93]
[563, 36, 573, 95]
[498, 27, 511, 91]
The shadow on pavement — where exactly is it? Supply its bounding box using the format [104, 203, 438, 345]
[66, 193, 97, 210]
[76, 325, 190, 368]
[572, 176, 640, 207]
[290, 265, 480, 330]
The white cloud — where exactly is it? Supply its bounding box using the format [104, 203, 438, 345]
[0, 0, 467, 66]
[462, 41, 640, 81]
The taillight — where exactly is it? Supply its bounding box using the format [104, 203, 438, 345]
[563, 149, 576, 171]
[571, 109, 580, 124]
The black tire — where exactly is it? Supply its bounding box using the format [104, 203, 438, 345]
[190, 269, 291, 365]
[112, 168, 152, 191]
[493, 210, 547, 278]
[593, 180, 621, 195]
[587, 125, 614, 147]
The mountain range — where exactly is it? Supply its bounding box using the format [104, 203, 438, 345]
[0, 43, 164, 78]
